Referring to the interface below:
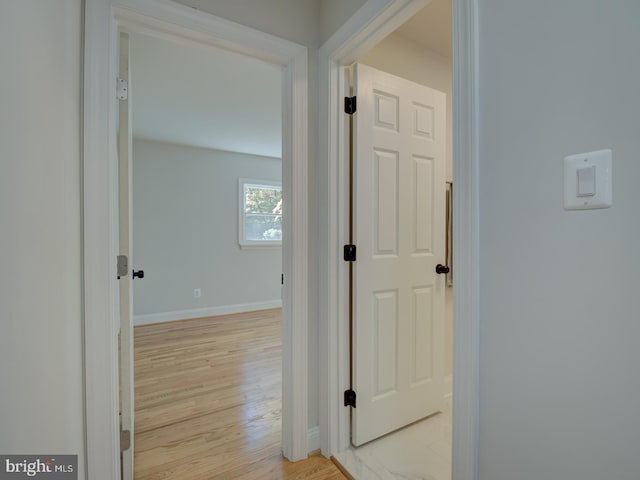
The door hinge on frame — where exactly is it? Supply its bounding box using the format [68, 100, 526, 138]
[343, 244, 357, 262]
[344, 389, 356, 408]
[120, 429, 131, 452]
[344, 96, 357, 115]
[117, 77, 128, 101]
[117, 255, 128, 279]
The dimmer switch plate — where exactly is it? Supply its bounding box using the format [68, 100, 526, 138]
[564, 149, 612, 210]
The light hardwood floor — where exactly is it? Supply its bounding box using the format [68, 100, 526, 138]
[134, 308, 346, 480]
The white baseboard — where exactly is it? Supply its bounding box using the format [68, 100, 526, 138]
[134, 300, 282, 326]
[307, 426, 321, 453]
[444, 374, 453, 399]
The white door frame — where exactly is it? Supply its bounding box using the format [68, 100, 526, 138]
[83, 1, 309, 478]
[318, 0, 479, 479]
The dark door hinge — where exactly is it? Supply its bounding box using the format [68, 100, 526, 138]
[344, 389, 356, 408]
[120, 429, 131, 452]
[343, 244, 357, 262]
[344, 96, 357, 115]
[281, 273, 284, 285]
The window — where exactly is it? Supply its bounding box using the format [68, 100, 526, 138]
[239, 178, 282, 247]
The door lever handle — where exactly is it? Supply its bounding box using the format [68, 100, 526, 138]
[132, 269, 144, 279]
[435, 264, 450, 275]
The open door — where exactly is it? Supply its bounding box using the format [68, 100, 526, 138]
[351, 63, 447, 446]
[117, 31, 134, 480]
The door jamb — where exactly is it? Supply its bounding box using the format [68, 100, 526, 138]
[83, 1, 310, 477]
[318, 1, 479, 479]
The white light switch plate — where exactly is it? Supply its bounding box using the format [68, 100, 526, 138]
[564, 149, 612, 210]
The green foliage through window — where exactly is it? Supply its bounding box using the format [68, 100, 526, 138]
[242, 182, 282, 243]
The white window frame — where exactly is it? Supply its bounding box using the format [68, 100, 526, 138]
[239, 178, 283, 248]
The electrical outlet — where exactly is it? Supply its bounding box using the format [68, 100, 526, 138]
[193, 288, 201, 298]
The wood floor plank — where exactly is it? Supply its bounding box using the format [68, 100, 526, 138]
[134, 309, 345, 479]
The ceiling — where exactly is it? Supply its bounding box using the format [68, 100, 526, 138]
[130, 32, 282, 158]
[130, 0, 451, 159]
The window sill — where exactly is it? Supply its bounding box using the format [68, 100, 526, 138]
[239, 243, 282, 250]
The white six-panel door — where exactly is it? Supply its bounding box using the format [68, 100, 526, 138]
[352, 63, 446, 446]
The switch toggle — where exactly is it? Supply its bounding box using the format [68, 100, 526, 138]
[577, 165, 596, 197]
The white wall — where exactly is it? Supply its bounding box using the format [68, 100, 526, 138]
[173, 0, 320, 48]
[132, 139, 282, 324]
[320, 0, 368, 44]
[0, 1, 85, 477]
[478, 1, 640, 479]
[359, 32, 454, 377]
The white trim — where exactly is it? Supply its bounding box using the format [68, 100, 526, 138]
[133, 300, 283, 326]
[451, 0, 480, 479]
[444, 374, 453, 400]
[84, 2, 121, 478]
[280, 44, 310, 462]
[318, 1, 479, 480]
[238, 244, 283, 251]
[307, 426, 321, 453]
[84, 1, 309, 477]
[321, 0, 428, 64]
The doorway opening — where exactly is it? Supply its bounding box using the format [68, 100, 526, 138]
[337, 2, 453, 478]
[121, 29, 286, 478]
[319, 0, 478, 478]
[83, 3, 310, 478]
